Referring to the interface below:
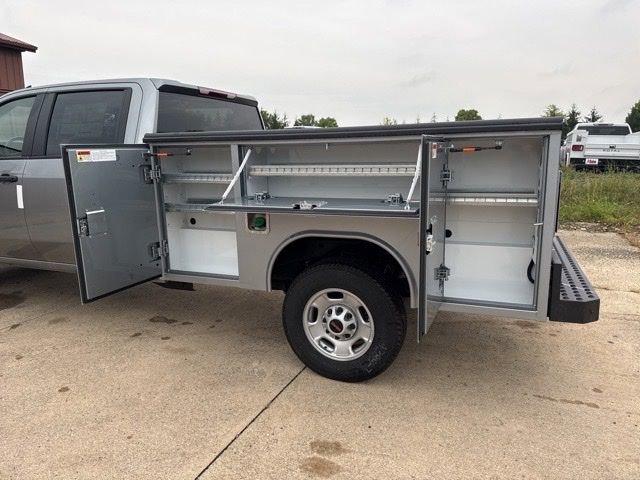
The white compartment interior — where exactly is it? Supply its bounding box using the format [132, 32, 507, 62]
[438, 136, 544, 307]
[165, 211, 238, 276]
[160, 146, 240, 277]
[444, 244, 534, 305]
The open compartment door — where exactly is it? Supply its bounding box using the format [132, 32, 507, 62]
[418, 136, 449, 339]
[62, 145, 162, 303]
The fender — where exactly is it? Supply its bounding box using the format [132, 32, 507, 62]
[266, 230, 417, 307]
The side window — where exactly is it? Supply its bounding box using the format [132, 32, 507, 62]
[45, 90, 130, 156]
[0, 96, 36, 158]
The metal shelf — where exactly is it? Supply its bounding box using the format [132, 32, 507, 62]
[165, 200, 220, 212]
[248, 164, 416, 177]
[431, 192, 538, 206]
[166, 193, 538, 213]
[165, 196, 419, 217]
[163, 172, 233, 184]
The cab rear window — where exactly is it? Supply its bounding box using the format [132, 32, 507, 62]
[580, 126, 630, 135]
[157, 92, 262, 133]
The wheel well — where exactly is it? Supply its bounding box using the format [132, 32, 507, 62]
[270, 237, 411, 299]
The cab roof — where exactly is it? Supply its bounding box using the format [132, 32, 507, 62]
[2, 78, 257, 104]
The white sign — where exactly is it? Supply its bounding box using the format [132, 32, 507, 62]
[76, 149, 117, 162]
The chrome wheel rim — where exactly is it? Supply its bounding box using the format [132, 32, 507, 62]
[303, 288, 374, 361]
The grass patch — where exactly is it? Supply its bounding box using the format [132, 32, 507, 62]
[559, 167, 640, 229]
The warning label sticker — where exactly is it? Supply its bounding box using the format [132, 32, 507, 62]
[76, 149, 117, 162]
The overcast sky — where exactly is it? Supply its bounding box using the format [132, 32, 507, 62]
[3, 0, 639, 125]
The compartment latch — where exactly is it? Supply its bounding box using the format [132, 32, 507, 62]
[77, 217, 89, 236]
[385, 193, 404, 205]
[254, 191, 271, 201]
[77, 209, 107, 237]
[434, 264, 450, 282]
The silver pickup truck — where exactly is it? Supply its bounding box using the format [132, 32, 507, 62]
[1, 78, 599, 382]
[0, 78, 263, 272]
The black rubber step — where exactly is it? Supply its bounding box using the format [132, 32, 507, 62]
[548, 236, 600, 323]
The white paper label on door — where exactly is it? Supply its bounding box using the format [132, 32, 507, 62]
[76, 149, 117, 162]
[16, 184, 24, 209]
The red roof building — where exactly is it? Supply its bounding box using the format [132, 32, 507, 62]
[0, 33, 37, 94]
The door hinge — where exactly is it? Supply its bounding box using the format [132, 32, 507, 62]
[144, 164, 162, 183]
[77, 217, 89, 236]
[440, 169, 452, 185]
[434, 264, 450, 281]
[425, 233, 434, 254]
[149, 240, 169, 260]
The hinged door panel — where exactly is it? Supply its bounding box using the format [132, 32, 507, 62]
[62, 145, 161, 302]
[418, 136, 449, 339]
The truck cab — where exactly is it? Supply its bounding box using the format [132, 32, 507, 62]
[0, 78, 263, 271]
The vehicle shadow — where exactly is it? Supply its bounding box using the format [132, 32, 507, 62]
[1, 267, 574, 395]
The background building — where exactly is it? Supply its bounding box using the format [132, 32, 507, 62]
[0, 33, 37, 95]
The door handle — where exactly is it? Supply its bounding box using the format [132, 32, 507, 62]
[0, 174, 19, 183]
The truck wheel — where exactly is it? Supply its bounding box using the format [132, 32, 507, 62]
[282, 263, 406, 382]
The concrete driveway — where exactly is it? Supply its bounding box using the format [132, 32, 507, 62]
[1, 230, 638, 479]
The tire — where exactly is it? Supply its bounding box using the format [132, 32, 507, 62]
[282, 263, 406, 382]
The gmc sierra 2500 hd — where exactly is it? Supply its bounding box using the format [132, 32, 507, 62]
[0, 78, 599, 381]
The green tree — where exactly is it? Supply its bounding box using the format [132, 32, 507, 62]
[260, 109, 288, 129]
[294, 114, 317, 127]
[583, 106, 603, 123]
[292, 114, 338, 128]
[564, 104, 581, 138]
[316, 117, 338, 128]
[455, 109, 482, 121]
[542, 104, 564, 118]
[381, 116, 398, 126]
[626, 100, 640, 132]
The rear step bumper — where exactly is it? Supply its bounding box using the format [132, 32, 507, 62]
[548, 236, 600, 323]
[569, 158, 640, 171]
